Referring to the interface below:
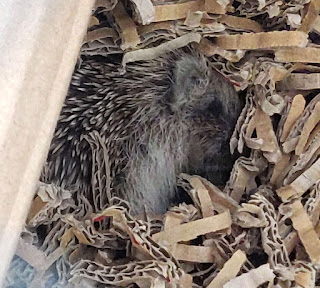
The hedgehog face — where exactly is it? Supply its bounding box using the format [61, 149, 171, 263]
[171, 54, 240, 128]
[171, 54, 241, 186]
[171, 54, 240, 133]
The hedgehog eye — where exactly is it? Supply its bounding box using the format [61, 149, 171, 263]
[190, 76, 207, 90]
[191, 76, 202, 86]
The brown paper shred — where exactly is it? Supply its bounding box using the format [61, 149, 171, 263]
[153, 0, 226, 23]
[245, 108, 280, 162]
[280, 94, 306, 143]
[153, 1, 199, 22]
[207, 250, 247, 288]
[305, 123, 320, 149]
[277, 158, 320, 201]
[218, 15, 263, 33]
[215, 31, 308, 50]
[295, 102, 320, 155]
[89, 16, 100, 28]
[312, 15, 320, 33]
[112, 1, 140, 50]
[179, 174, 214, 217]
[164, 212, 185, 230]
[179, 273, 193, 287]
[298, 0, 320, 34]
[170, 244, 216, 263]
[306, 182, 320, 227]
[184, 11, 204, 28]
[180, 174, 241, 214]
[278, 73, 320, 90]
[290, 200, 320, 265]
[225, 152, 268, 202]
[197, 38, 245, 62]
[275, 47, 320, 63]
[122, 32, 201, 67]
[60, 227, 74, 248]
[223, 263, 275, 288]
[194, 180, 215, 217]
[129, 0, 155, 25]
[152, 211, 231, 245]
[283, 94, 320, 152]
[270, 152, 291, 187]
[26, 196, 47, 223]
[295, 269, 315, 288]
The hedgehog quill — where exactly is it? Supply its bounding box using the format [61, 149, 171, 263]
[42, 49, 241, 214]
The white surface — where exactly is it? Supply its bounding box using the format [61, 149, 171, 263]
[0, 0, 93, 285]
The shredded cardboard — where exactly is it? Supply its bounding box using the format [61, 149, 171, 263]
[7, 0, 320, 287]
[170, 244, 216, 263]
[207, 250, 247, 288]
[215, 31, 308, 50]
[153, 0, 226, 22]
[218, 15, 263, 33]
[152, 211, 231, 245]
[122, 33, 201, 67]
[290, 200, 320, 265]
[278, 73, 320, 90]
[223, 263, 275, 288]
[277, 158, 320, 201]
[298, 0, 320, 34]
[280, 94, 306, 142]
[275, 47, 320, 63]
[112, 1, 140, 50]
[197, 38, 245, 62]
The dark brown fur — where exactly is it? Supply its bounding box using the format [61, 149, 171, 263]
[42, 50, 241, 214]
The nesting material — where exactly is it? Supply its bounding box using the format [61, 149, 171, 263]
[5, 0, 320, 287]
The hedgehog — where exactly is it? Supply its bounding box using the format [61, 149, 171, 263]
[42, 49, 241, 215]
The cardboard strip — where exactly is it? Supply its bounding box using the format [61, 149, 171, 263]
[152, 211, 231, 245]
[122, 33, 201, 67]
[180, 174, 241, 214]
[298, 0, 320, 34]
[112, 1, 140, 50]
[290, 200, 320, 265]
[171, 244, 216, 263]
[153, 0, 226, 22]
[270, 152, 291, 186]
[223, 263, 275, 288]
[312, 15, 320, 32]
[179, 273, 193, 287]
[280, 94, 306, 142]
[219, 15, 263, 33]
[275, 47, 320, 63]
[215, 31, 308, 50]
[277, 158, 320, 201]
[207, 250, 247, 288]
[245, 108, 279, 159]
[197, 38, 245, 62]
[278, 73, 320, 90]
[164, 212, 185, 230]
[295, 102, 320, 155]
[180, 174, 214, 217]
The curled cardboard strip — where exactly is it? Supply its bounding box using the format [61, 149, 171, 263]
[7, 0, 320, 286]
